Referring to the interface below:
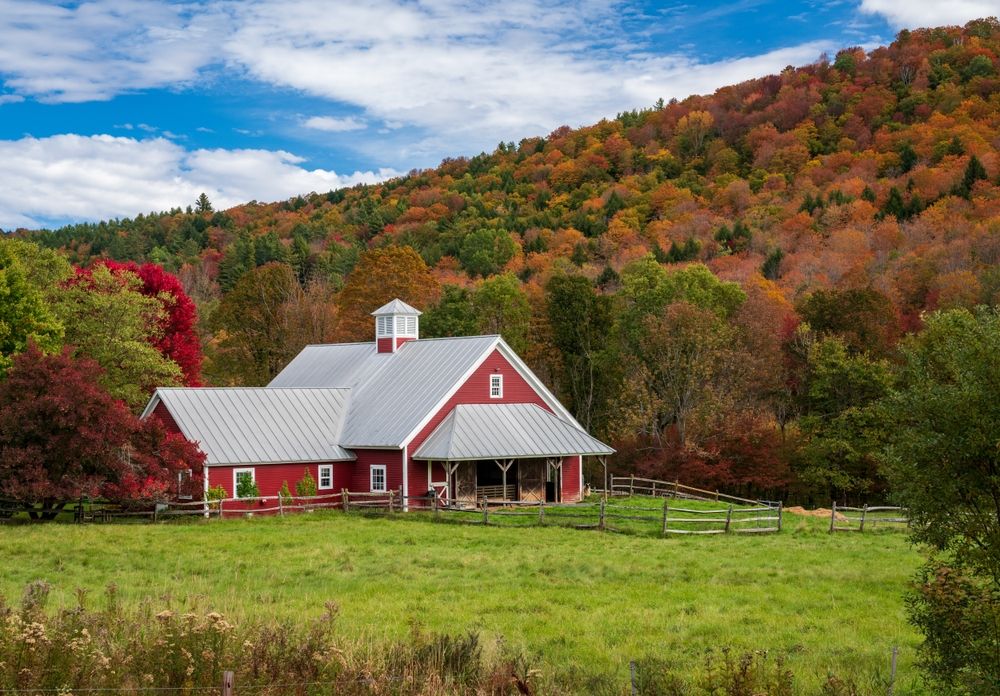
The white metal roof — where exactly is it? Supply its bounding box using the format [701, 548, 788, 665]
[145, 388, 355, 466]
[412, 403, 614, 460]
[371, 298, 422, 316]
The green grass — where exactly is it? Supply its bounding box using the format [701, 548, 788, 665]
[0, 500, 923, 692]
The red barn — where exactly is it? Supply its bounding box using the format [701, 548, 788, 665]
[142, 299, 613, 507]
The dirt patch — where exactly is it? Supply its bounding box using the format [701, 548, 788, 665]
[785, 505, 847, 522]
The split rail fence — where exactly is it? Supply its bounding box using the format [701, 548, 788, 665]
[608, 475, 769, 507]
[828, 501, 909, 532]
[3, 488, 783, 536]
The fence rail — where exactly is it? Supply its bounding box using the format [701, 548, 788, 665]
[829, 501, 910, 532]
[3, 488, 784, 538]
[609, 475, 770, 508]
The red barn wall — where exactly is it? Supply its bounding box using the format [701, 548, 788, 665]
[561, 455, 582, 502]
[407, 348, 560, 502]
[151, 402, 183, 435]
[208, 462, 350, 503]
[350, 449, 404, 493]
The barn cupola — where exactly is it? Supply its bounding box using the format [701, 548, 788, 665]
[372, 299, 421, 353]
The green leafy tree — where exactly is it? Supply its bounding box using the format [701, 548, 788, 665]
[545, 274, 617, 433]
[209, 262, 301, 385]
[195, 193, 213, 213]
[797, 287, 899, 357]
[458, 228, 517, 277]
[879, 308, 1000, 691]
[235, 470, 259, 499]
[422, 285, 478, 338]
[796, 337, 892, 501]
[0, 243, 63, 373]
[54, 265, 181, 408]
[473, 274, 530, 355]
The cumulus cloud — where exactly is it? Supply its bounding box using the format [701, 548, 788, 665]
[303, 115, 367, 132]
[859, 0, 998, 30]
[0, 134, 398, 229]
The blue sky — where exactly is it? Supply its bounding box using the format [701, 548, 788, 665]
[0, 0, 995, 229]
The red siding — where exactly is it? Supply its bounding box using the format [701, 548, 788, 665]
[350, 449, 404, 494]
[406, 349, 556, 501]
[561, 455, 582, 502]
[208, 462, 350, 502]
[396, 336, 415, 349]
[151, 402, 183, 435]
[376, 337, 394, 353]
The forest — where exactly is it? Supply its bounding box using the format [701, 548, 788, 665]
[4, 18, 1000, 509]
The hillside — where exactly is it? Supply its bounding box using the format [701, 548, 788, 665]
[18, 18, 1000, 501]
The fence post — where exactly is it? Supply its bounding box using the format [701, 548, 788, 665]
[599, 497, 606, 530]
[829, 501, 836, 533]
[777, 501, 783, 532]
[715, 489, 719, 502]
[388, 490, 394, 513]
[482, 496, 489, 525]
[220, 670, 234, 696]
[218, 498, 223, 520]
[860, 504, 868, 533]
[888, 645, 898, 696]
[538, 499, 545, 524]
[673, 479, 679, 498]
[725, 505, 733, 533]
[629, 474, 634, 496]
[342, 489, 349, 513]
[431, 492, 438, 519]
[278, 494, 284, 517]
[629, 660, 637, 695]
[661, 497, 669, 535]
[652, 480, 657, 497]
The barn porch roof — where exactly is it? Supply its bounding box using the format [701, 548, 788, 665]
[412, 403, 614, 461]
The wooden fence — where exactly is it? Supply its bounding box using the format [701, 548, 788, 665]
[829, 502, 909, 533]
[609, 475, 771, 508]
[3, 488, 783, 536]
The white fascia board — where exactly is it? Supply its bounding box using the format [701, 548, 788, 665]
[398, 336, 501, 448]
[140, 391, 161, 419]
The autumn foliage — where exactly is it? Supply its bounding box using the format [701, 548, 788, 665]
[0, 344, 204, 515]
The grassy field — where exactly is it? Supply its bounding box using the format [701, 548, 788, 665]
[0, 500, 923, 692]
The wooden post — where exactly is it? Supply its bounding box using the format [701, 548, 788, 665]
[860, 504, 868, 533]
[661, 497, 669, 535]
[601, 457, 608, 501]
[652, 481, 657, 497]
[888, 646, 898, 696]
[278, 494, 284, 517]
[724, 505, 733, 533]
[481, 496, 489, 525]
[829, 501, 836, 533]
[431, 491, 438, 519]
[629, 474, 634, 496]
[777, 501, 783, 532]
[715, 489, 719, 501]
[220, 670, 234, 696]
[599, 497, 606, 530]
[388, 489, 394, 513]
[218, 497, 223, 520]
[629, 660, 637, 695]
[538, 499, 545, 524]
[342, 488, 349, 513]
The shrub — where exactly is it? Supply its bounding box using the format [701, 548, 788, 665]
[279, 480, 293, 503]
[295, 468, 317, 498]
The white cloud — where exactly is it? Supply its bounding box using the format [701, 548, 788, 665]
[0, 93, 23, 105]
[859, 1, 998, 29]
[0, 134, 398, 229]
[303, 115, 367, 132]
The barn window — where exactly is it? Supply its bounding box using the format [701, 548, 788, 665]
[318, 465, 333, 490]
[376, 316, 392, 337]
[234, 468, 256, 498]
[370, 465, 387, 492]
[490, 373, 503, 399]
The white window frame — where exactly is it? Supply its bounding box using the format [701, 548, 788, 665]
[370, 464, 387, 492]
[233, 468, 256, 498]
[490, 373, 503, 399]
[318, 465, 333, 490]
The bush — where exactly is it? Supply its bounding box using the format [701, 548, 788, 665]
[206, 484, 227, 509]
[296, 468, 317, 498]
